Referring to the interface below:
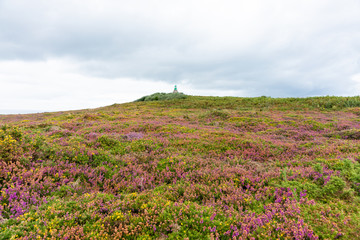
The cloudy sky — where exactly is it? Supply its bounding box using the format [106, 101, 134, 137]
[1, 0, 360, 114]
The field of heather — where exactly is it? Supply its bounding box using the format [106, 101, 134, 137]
[1, 95, 360, 239]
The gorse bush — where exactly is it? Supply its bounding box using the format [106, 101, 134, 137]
[323, 176, 346, 196]
[135, 92, 187, 102]
[201, 109, 230, 120]
[97, 135, 119, 149]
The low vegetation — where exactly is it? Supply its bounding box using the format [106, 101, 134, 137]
[1, 95, 360, 239]
[135, 92, 187, 102]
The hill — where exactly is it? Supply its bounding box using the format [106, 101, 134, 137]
[1, 95, 360, 239]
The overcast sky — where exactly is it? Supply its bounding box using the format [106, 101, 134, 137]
[1, 0, 360, 114]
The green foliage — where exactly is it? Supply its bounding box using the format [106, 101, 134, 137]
[326, 129, 360, 140]
[313, 163, 323, 173]
[0, 127, 25, 163]
[97, 135, 120, 149]
[51, 185, 76, 198]
[201, 109, 230, 120]
[280, 167, 288, 182]
[135, 92, 187, 102]
[170, 95, 360, 111]
[325, 159, 360, 196]
[323, 176, 346, 196]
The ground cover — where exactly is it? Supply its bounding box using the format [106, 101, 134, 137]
[1, 96, 360, 239]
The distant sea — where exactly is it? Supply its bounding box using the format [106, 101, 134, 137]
[0, 109, 45, 115]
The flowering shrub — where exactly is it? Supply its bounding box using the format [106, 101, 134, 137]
[1, 96, 360, 239]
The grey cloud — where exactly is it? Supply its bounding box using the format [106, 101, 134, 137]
[1, 0, 360, 98]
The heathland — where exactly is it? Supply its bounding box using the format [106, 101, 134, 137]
[1, 95, 360, 239]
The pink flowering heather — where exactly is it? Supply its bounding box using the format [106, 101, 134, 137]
[1, 96, 360, 239]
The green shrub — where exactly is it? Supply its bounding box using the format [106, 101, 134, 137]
[135, 92, 187, 102]
[173, 95, 360, 111]
[323, 176, 346, 196]
[97, 135, 119, 149]
[201, 109, 230, 120]
[304, 182, 323, 199]
[52, 185, 76, 198]
[340, 188, 355, 200]
[313, 163, 323, 173]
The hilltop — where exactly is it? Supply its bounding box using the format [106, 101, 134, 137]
[1, 95, 360, 239]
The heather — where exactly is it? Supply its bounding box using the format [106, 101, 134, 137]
[1, 95, 360, 239]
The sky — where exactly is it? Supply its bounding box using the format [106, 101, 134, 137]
[1, 0, 360, 114]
